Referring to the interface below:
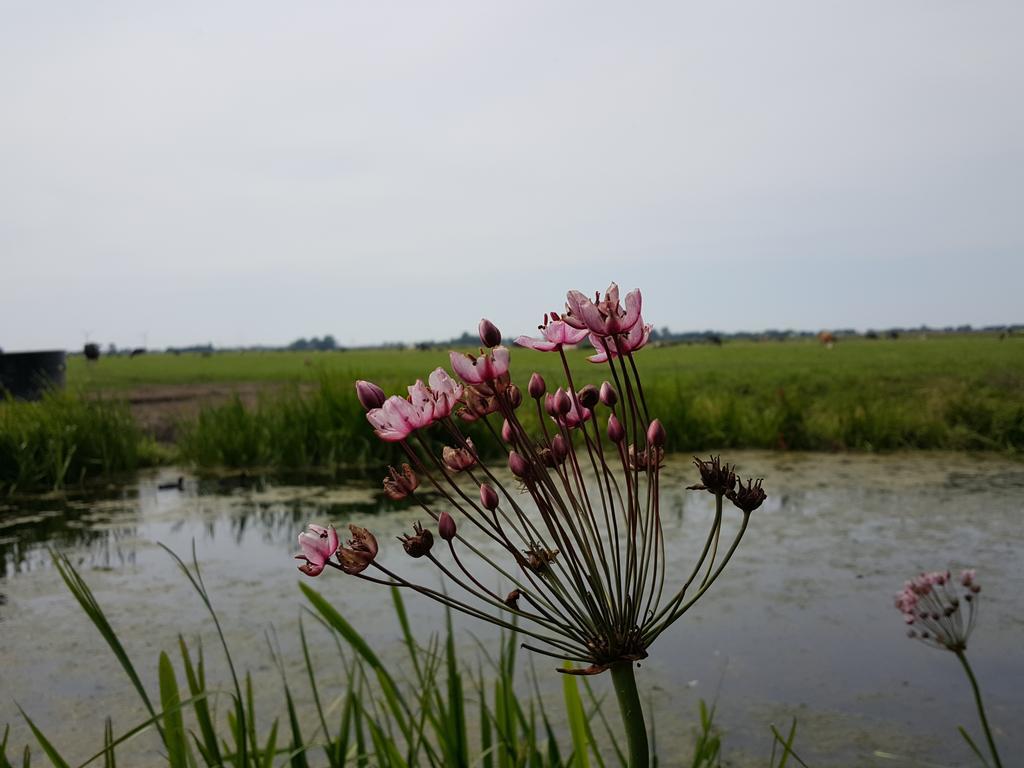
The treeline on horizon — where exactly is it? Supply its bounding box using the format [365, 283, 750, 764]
[72, 321, 1024, 357]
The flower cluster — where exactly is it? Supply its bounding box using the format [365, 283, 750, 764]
[295, 283, 764, 675]
[895, 569, 980, 652]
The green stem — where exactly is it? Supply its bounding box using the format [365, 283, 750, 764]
[956, 650, 1003, 768]
[610, 662, 649, 767]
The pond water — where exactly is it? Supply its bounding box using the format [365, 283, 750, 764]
[1, 452, 1022, 766]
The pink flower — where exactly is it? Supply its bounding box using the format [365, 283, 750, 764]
[587, 320, 653, 363]
[564, 283, 642, 338]
[442, 439, 477, 472]
[295, 524, 339, 577]
[428, 368, 463, 418]
[515, 317, 589, 352]
[449, 347, 511, 385]
[366, 395, 424, 442]
[365, 368, 464, 441]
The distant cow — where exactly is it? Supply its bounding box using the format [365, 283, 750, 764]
[818, 331, 836, 347]
[130, 348, 146, 358]
[84, 343, 100, 361]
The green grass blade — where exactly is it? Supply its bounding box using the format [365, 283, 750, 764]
[15, 705, 70, 768]
[158, 652, 189, 768]
[178, 637, 222, 766]
[103, 719, 115, 768]
[561, 665, 590, 768]
[50, 552, 162, 739]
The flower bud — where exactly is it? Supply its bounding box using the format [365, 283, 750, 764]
[478, 318, 502, 348]
[438, 511, 456, 541]
[480, 483, 499, 510]
[553, 388, 571, 416]
[600, 382, 617, 407]
[501, 418, 514, 443]
[507, 384, 523, 409]
[508, 451, 530, 478]
[647, 419, 666, 447]
[551, 434, 569, 462]
[355, 380, 386, 410]
[528, 372, 546, 399]
[577, 384, 599, 409]
[607, 414, 625, 443]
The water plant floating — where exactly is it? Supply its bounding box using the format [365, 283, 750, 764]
[297, 283, 766, 766]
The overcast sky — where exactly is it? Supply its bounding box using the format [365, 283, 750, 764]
[2, 1, 1022, 351]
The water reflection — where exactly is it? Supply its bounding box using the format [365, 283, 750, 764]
[1, 453, 1022, 766]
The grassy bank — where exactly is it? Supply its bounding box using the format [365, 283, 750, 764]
[0, 392, 161, 492]
[4, 336, 1020, 487]
[174, 336, 1024, 468]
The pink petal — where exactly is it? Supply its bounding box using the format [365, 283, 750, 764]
[514, 335, 557, 352]
[620, 289, 642, 332]
[490, 347, 510, 377]
[450, 351, 484, 384]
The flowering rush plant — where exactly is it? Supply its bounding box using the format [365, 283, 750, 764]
[296, 283, 765, 765]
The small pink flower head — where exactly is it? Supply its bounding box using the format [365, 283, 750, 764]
[438, 510, 457, 541]
[896, 568, 979, 652]
[338, 524, 378, 574]
[528, 372, 547, 399]
[480, 483, 499, 511]
[479, 318, 502, 348]
[515, 314, 589, 352]
[508, 451, 530, 478]
[599, 382, 617, 407]
[296, 524, 340, 577]
[587, 321, 653, 363]
[442, 439, 477, 472]
[564, 284, 643, 338]
[960, 569, 976, 588]
[647, 419, 666, 448]
[355, 380, 386, 410]
[607, 413, 625, 443]
[383, 464, 419, 499]
[428, 368, 464, 419]
[449, 347, 511, 385]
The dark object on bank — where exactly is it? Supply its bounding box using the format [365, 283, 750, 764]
[158, 476, 185, 491]
[0, 350, 67, 401]
[130, 348, 146, 358]
[888, 330, 900, 339]
[84, 343, 100, 361]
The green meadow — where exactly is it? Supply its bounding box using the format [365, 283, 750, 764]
[2, 334, 1022, 490]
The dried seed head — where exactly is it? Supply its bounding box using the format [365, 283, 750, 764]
[479, 483, 499, 511]
[442, 440, 477, 472]
[599, 381, 617, 407]
[727, 478, 766, 513]
[438, 511, 457, 541]
[528, 372, 547, 399]
[355, 380, 386, 410]
[577, 384, 599, 409]
[687, 455, 737, 496]
[522, 545, 558, 573]
[504, 589, 521, 609]
[478, 318, 502, 348]
[399, 522, 434, 558]
[337, 525, 378, 574]
[383, 464, 419, 500]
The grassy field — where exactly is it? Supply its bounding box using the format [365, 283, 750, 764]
[4, 334, 1022, 488]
